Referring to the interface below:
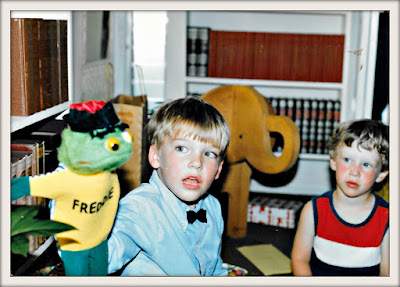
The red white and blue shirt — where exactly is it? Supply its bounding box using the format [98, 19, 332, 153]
[310, 189, 389, 276]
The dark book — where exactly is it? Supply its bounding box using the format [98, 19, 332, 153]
[38, 19, 52, 110]
[48, 20, 59, 107]
[187, 27, 198, 76]
[324, 100, 334, 154]
[58, 20, 68, 104]
[308, 100, 319, 154]
[279, 99, 287, 117]
[294, 99, 303, 135]
[11, 18, 40, 116]
[30, 19, 41, 113]
[270, 98, 279, 115]
[301, 99, 311, 153]
[333, 101, 341, 130]
[196, 27, 210, 77]
[287, 98, 295, 121]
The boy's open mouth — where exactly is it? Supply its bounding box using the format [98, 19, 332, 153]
[345, 181, 359, 189]
[182, 176, 200, 189]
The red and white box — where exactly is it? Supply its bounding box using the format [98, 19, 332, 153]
[247, 196, 304, 229]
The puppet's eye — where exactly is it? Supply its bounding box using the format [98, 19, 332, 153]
[105, 138, 120, 151]
[122, 131, 133, 143]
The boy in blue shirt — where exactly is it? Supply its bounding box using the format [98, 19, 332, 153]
[107, 96, 230, 276]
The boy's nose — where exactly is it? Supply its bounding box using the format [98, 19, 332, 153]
[349, 164, 361, 176]
[189, 154, 203, 169]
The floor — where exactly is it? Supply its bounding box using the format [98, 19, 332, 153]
[220, 222, 297, 276]
[218, 191, 310, 276]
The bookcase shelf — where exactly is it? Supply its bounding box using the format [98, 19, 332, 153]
[11, 101, 71, 133]
[185, 76, 344, 90]
[164, 10, 380, 196]
[10, 11, 73, 133]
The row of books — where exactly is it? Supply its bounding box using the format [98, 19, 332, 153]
[11, 18, 68, 116]
[11, 118, 66, 254]
[11, 139, 47, 254]
[268, 97, 341, 155]
[187, 92, 340, 155]
[187, 26, 345, 83]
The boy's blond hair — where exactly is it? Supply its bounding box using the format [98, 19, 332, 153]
[146, 96, 230, 159]
[328, 119, 389, 171]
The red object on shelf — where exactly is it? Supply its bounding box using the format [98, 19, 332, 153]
[208, 30, 345, 83]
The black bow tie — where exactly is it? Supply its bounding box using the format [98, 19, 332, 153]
[187, 209, 207, 224]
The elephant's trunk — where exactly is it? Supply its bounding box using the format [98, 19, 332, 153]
[243, 115, 300, 174]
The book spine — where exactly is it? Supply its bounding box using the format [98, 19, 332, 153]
[294, 99, 303, 136]
[333, 101, 341, 130]
[38, 19, 52, 110]
[207, 30, 217, 77]
[48, 20, 59, 108]
[301, 99, 311, 153]
[186, 27, 198, 77]
[316, 101, 326, 154]
[270, 98, 279, 115]
[308, 100, 319, 154]
[11, 18, 37, 116]
[287, 98, 295, 121]
[31, 19, 41, 113]
[324, 100, 334, 154]
[197, 27, 210, 77]
[253, 32, 267, 79]
[58, 20, 69, 103]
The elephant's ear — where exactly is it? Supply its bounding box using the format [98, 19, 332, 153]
[201, 85, 300, 174]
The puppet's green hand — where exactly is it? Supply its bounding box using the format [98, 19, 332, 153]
[11, 205, 75, 256]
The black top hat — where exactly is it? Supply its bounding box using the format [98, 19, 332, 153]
[63, 101, 128, 137]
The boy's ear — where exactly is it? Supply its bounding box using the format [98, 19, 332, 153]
[214, 160, 224, 180]
[375, 170, 389, 183]
[330, 158, 337, 171]
[148, 145, 160, 169]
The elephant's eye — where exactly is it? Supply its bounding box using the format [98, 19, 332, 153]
[122, 131, 133, 143]
[105, 137, 120, 151]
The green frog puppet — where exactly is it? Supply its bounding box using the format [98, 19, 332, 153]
[11, 100, 133, 276]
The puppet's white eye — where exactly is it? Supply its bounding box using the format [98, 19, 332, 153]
[105, 137, 120, 151]
[122, 131, 133, 143]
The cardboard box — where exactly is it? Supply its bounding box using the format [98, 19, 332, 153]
[247, 196, 304, 229]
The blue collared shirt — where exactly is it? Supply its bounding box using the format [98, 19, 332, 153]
[107, 170, 227, 276]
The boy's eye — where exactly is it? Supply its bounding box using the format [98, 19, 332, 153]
[205, 151, 218, 158]
[343, 157, 350, 163]
[363, 162, 371, 168]
[175, 145, 187, 152]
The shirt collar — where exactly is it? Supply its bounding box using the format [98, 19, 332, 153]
[149, 170, 206, 229]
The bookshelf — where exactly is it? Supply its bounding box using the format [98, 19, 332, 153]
[10, 11, 73, 275]
[10, 11, 73, 133]
[164, 10, 380, 196]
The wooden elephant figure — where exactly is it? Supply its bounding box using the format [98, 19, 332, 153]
[201, 85, 300, 238]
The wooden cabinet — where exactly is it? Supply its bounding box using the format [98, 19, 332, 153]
[164, 10, 380, 196]
[11, 11, 73, 133]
